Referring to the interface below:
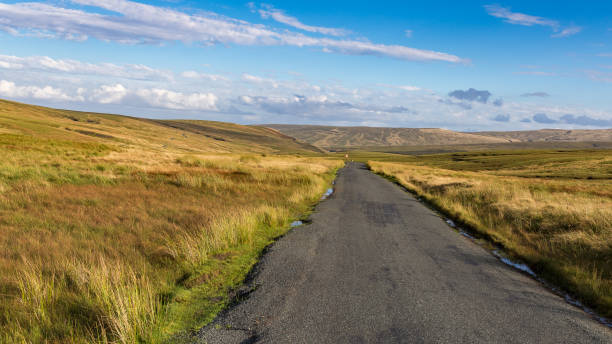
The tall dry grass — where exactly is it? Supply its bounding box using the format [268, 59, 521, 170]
[0, 133, 341, 343]
[370, 160, 612, 319]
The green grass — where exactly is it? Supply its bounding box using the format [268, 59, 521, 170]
[403, 149, 612, 179]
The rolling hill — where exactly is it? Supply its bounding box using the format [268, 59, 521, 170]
[264, 124, 612, 149]
[264, 124, 509, 148]
[0, 99, 321, 154]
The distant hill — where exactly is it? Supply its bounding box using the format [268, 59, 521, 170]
[264, 124, 612, 149]
[473, 129, 612, 143]
[0, 99, 321, 154]
[264, 124, 508, 148]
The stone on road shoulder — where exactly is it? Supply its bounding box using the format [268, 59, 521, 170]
[196, 162, 611, 343]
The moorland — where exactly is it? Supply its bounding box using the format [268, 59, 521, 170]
[1, 98, 611, 343]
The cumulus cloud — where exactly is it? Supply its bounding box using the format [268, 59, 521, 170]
[0, 0, 464, 63]
[532, 113, 557, 123]
[181, 71, 228, 81]
[237, 94, 414, 117]
[241, 74, 280, 88]
[91, 84, 128, 104]
[0, 54, 172, 81]
[521, 92, 550, 97]
[529, 113, 611, 127]
[520, 118, 532, 123]
[485, 5, 581, 38]
[256, 4, 349, 36]
[438, 99, 472, 110]
[0, 79, 80, 101]
[493, 98, 503, 107]
[448, 88, 491, 103]
[398, 85, 421, 91]
[90, 84, 218, 110]
[492, 114, 510, 122]
[560, 114, 612, 127]
[135, 89, 218, 110]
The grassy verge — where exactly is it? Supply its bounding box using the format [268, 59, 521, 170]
[0, 131, 342, 343]
[369, 149, 611, 319]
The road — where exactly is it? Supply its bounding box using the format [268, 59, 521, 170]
[196, 162, 611, 343]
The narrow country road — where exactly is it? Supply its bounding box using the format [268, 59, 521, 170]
[196, 163, 611, 343]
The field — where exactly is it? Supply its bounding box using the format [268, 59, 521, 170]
[369, 149, 612, 319]
[0, 99, 341, 343]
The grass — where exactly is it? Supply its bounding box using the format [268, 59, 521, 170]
[0, 99, 342, 343]
[369, 149, 612, 319]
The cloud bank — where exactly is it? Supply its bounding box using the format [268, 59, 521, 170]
[0, 0, 464, 63]
[1, 51, 610, 130]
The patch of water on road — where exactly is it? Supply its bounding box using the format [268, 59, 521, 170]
[491, 250, 611, 327]
[444, 219, 475, 239]
[419, 195, 612, 328]
[492, 250, 537, 277]
[290, 220, 303, 228]
[321, 188, 333, 200]
[459, 231, 475, 239]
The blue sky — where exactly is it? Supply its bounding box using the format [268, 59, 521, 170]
[0, 0, 610, 130]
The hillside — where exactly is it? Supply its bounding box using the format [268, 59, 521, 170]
[264, 124, 507, 148]
[0, 99, 321, 154]
[0, 99, 339, 343]
[474, 129, 612, 142]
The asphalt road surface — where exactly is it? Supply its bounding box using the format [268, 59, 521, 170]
[196, 162, 611, 343]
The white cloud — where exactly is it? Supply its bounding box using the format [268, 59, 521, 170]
[135, 89, 218, 110]
[241, 73, 279, 88]
[485, 5, 581, 38]
[257, 4, 349, 37]
[0, 80, 80, 101]
[181, 71, 228, 81]
[485, 5, 559, 28]
[0, 80, 218, 111]
[90, 83, 218, 110]
[235, 94, 414, 119]
[92, 84, 128, 104]
[404, 30, 413, 38]
[398, 85, 421, 91]
[0, 0, 464, 63]
[0, 54, 172, 81]
[551, 26, 582, 38]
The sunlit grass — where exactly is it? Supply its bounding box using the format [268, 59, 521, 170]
[0, 99, 342, 343]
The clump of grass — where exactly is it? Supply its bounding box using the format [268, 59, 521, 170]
[370, 151, 612, 318]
